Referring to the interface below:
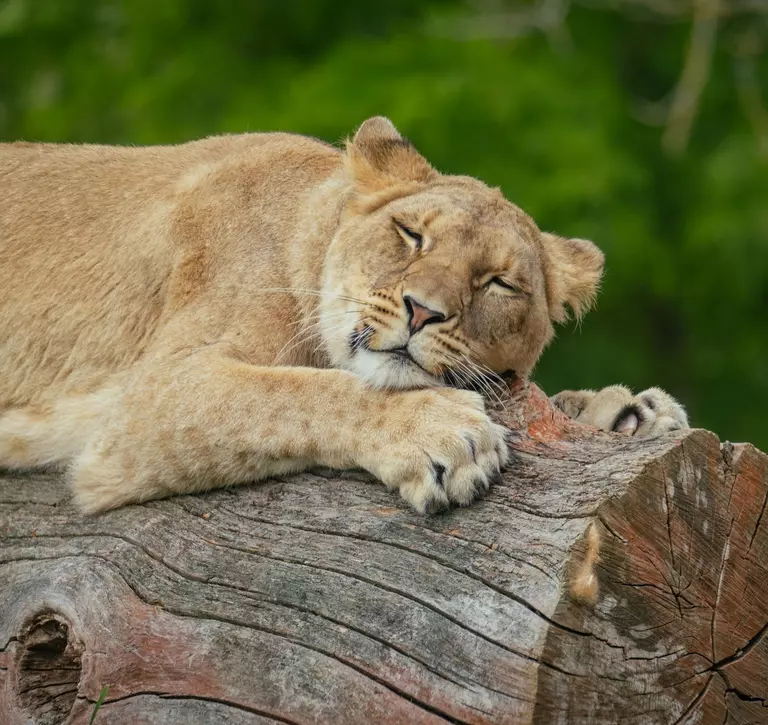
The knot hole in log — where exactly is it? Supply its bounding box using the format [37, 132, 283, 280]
[14, 612, 83, 725]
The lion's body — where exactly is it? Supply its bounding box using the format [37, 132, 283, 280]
[1, 133, 338, 406]
[0, 118, 682, 514]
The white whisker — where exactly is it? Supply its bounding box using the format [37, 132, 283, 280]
[274, 312, 359, 364]
[250, 287, 367, 306]
[459, 354, 506, 408]
[441, 348, 505, 408]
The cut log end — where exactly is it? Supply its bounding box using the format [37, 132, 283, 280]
[537, 434, 768, 723]
[1, 381, 766, 724]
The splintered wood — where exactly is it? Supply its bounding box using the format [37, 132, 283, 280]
[1, 381, 765, 724]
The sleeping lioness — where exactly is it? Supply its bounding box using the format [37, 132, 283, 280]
[0, 117, 687, 514]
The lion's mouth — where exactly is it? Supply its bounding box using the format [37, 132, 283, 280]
[379, 346, 426, 372]
[347, 328, 416, 365]
[347, 328, 447, 386]
[385, 346, 411, 361]
[372, 344, 436, 376]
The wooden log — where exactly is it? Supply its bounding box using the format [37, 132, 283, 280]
[0, 379, 766, 725]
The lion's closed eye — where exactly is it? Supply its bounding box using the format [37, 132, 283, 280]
[486, 277, 526, 295]
[393, 220, 423, 252]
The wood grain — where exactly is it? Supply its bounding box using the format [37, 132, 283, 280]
[1, 381, 765, 724]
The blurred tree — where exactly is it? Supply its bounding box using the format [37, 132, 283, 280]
[436, 0, 768, 155]
[0, 0, 765, 446]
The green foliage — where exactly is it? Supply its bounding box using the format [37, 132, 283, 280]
[1, 0, 766, 446]
[89, 685, 109, 724]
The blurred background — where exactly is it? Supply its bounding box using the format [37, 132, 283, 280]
[1, 0, 766, 446]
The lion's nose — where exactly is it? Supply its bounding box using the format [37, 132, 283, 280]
[403, 295, 446, 335]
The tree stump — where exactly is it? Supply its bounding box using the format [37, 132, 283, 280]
[1, 380, 766, 725]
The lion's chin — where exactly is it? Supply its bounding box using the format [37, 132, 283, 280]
[348, 349, 441, 390]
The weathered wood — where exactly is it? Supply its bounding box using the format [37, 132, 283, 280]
[1, 380, 766, 725]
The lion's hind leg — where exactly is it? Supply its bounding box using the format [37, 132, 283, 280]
[0, 387, 118, 471]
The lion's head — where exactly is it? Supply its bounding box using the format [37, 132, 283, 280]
[320, 117, 604, 391]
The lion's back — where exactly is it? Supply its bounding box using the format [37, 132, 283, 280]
[0, 132, 340, 406]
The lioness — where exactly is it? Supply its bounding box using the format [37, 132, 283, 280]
[0, 117, 687, 514]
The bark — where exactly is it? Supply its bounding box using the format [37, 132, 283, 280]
[0, 379, 766, 725]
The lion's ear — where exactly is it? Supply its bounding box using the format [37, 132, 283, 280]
[540, 232, 604, 323]
[345, 116, 434, 194]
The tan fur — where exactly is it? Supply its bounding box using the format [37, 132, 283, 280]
[0, 117, 606, 514]
[570, 522, 601, 604]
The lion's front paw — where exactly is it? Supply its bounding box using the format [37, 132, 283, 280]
[552, 384, 688, 439]
[362, 388, 509, 514]
[630, 386, 689, 435]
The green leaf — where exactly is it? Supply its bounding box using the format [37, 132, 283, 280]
[89, 685, 109, 725]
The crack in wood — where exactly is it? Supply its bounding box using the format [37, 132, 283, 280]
[748, 487, 768, 552]
[214, 502, 561, 586]
[711, 518, 735, 663]
[670, 674, 714, 725]
[711, 621, 768, 671]
[76, 691, 309, 725]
